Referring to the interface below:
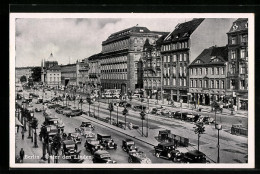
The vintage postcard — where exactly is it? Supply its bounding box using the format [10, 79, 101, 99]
[9, 13, 255, 168]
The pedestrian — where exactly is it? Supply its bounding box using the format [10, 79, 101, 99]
[19, 148, 25, 163]
[21, 128, 24, 140]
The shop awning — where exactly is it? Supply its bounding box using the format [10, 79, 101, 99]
[15, 117, 23, 127]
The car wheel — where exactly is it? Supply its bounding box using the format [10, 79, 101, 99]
[128, 157, 132, 163]
[155, 152, 160, 158]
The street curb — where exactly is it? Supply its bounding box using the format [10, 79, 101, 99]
[80, 114, 157, 147]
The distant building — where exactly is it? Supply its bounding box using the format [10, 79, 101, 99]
[15, 67, 33, 83]
[188, 46, 228, 106]
[160, 18, 235, 103]
[87, 53, 102, 89]
[226, 18, 248, 110]
[76, 59, 90, 87]
[41, 53, 61, 87]
[100, 26, 167, 94]
[60, 63, 77, 87]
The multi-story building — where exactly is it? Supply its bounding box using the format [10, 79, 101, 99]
[87, 53, 102, 89]
[188, 46, 228, 106]
[160, 18, 234, 103]
[15, 67, 33, 83]
[76, 59, 90, 87]
[100, 26, 167, 94]
[60, 63, 77, 87]
[41, 53, 60, 87]
[142, 35, 168, 99]
[226, 18, 248, 110]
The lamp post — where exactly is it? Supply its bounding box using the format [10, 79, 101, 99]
[146, 96, 149, 137]
[28, 112, 32, 139]
[30, 112, 34, 143]
[122, 106, 128, 130]
[115, 102, 119, 126]
[216, 124, 222, 163]
[180, 99, 183, 120]
[98, 98, 100, 119]
[46, 126, 51, 163]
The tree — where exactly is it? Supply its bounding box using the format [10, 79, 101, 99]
[140, 111, 146, 137]
[20, 75, 27, 83]
[194, 122, 205, 151]
[108, 102, 114, 124]
[31, 117, 39, 148]
[31, 67, 42, 82]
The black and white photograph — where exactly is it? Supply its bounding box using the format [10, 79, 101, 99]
[9, 13, 255, 168]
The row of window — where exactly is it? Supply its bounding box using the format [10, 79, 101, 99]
[101, 73, 127, 80]
[230, 34, 248, 45]
[143, 80, 161, 87]
[161, 41, 189, 51]
[102, 39, 130, 52]
[229, 64, 247, 75]
[101, 63, 127, 71]
[49, 73, 60, 76]
[101, 69, 127, 73]
[143, 71, 161, 77]
[163, 53, 188, 62]
[230, 48, 248, 60]
[48, 77, 61, 82]
[190, 67, 225, 76]
[190, 79, 225, 89]
[144, 51, 160, 57]
[164, 66, 187, 75]
[163, 78, 187, 86]
[229, 79, 247, 90]
[100, 56, 127, 64]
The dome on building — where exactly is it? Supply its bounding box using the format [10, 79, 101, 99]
[47, 53, 56, 61]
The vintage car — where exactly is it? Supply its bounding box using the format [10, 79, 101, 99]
[197, 116, 215, 124]
[84, 139, 104, 154]
[48, 103, 61, 109]
[61, 140, 84, 163]
[161, 109, 171, 116]
[70, 132, 82, 144]
[105, 117, 116, 125]
[92, 150, 116, 163]
[133, 105, 146, 112]
[43, 115, 65, 131]
[128, 151, 152, 164]
[55, 106, 66, 114]
[119, 101, 131, 108]
[181, 150, 209, 163]
[75, 127, 95, 138]
[69, 109, 82, 117]
[122, 139, 138, 153]
[97, 134, 117, 150]
[63, 108, 72, 116]
[80, 121, 95, 130]
[154, 142, 183, 161]
[186, 113, 201, 122]
[35, 106, 42, 112]
[173, 111, 188, 120]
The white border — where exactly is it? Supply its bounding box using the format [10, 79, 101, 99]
[10, 13, 255, 168]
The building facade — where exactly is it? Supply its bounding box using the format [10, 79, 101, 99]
[76, 59, 90, 87]
[100, 26, 167, 94]
[87, 53, 102, 89]
[188, 46, 228, 106]
[41, 53, 60, 87]
[60, 63, 77, 87]
[226, 18, 248, 110]
[15, 67, 33, 83]
[160, 18, 235, 103]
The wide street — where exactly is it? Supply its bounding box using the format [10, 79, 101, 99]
[16, 88, 248, 164]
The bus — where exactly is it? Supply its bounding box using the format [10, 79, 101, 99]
[101, 89, 121, 99]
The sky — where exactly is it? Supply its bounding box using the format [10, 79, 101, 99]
[15, 17, 235, 67]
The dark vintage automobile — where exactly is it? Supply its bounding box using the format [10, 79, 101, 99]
[92, 150, 116, 163]
[182, 150, 210, 163]
[197, 116, 215, 125]
[119, 101, 131, 108]
[154, 142, 183, 162]
[84, 139, 104, 154]
[55, 106, 67, 114]
[80, 121, 95, 130]
[128, 151, 152, 163]
[97, 134, 117, 150]
[173, 111, 188, 120]
[48, 103, 61, 109]
[186, 113, 201, 122]
[61, 140, 84, 163]
[69, 109, 82, 117]
[63, 108, 72, 116]
[69, 132, 82, 144]
[133, 105, 146, 112]
[122, 139, 138, 153]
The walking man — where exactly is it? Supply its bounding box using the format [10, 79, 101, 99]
[21, 128, 24, 140]
[20, 148, 25, 163]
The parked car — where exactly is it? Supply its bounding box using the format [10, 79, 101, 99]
[80, 121, 95, 130]
[122, 139, 138, 153]
[182, 150, 209, 163]
[48, 103, 61, 109]
[70, 132, 82, 144]
[174, 111, 188, 120]
[128, 151, 152, 164]
[84, 139, 104, 154]
[92, 150, 116, 163]
[119, 101, 131, 108]
[97, 134, 117, 150]
[133, 105, 146, 112]
[197, 116, 215, 124]
[186, 113, 201, 122]
[161, 109, 171, 116]
[154, 142, 183, 162]
[63, 108, 72, 116]
[151, 108, 159, 114]
[55, 106, 67, 114]
[75, 127, 95, 138]
[69, 109, 82, 117]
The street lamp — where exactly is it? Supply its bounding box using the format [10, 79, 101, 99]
[122, 106, 128, 130]
[115, 102, 119, 126]
[98, 98, 100, 119]
[216, 124, 222, 163]
[30, 112, 34, 142]
[46, 126, 51, 163]
[146, 96, 150, 137]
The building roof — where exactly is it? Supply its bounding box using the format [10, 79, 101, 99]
[88, 53, 102, 61]
[48, 64, 61, 71]
[189, 46, 228, 67]
[227, 18, 248, 34]
[163, 18, 204, 42]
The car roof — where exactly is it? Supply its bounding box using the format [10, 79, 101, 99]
[97, 133, 110, 137]
[94, 150, 110, 155]
[125, 138, 133, 142]
[63, 140, 76, 145]
[158, 142, 175, 147]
